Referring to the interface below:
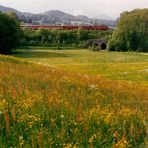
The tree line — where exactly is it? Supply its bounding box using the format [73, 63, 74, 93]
[19, 29, 112, 47]
[0, 9, 148, 54]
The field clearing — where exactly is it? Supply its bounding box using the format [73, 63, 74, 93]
[0, 48, 148, 147]
[11, 47, 148, 85]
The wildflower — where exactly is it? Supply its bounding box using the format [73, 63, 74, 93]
[89, 134, 97, 144]
[84, 74, 88, 78]
[89, 84, 97, 90]
[4, 113, 10, 133]
[61, 114, 64, 118]
[113, 138, 129, 148]
[113, 131, 119, 143]
[64, 143, 72, 148]
[19, 136, 23, 140]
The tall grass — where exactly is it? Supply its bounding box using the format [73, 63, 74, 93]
[0, 55, 147, 147]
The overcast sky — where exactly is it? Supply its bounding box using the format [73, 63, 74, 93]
[0, 0, 148, 18]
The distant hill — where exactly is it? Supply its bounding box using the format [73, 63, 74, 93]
[0, 5, 20, 14]
[0, 5, 116, 26]
[96, 14, 115, 21]
[44, 10, 75, 20]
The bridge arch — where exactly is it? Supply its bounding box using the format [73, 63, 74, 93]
[83, 39, 108, 50]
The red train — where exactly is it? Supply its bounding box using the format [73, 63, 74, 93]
[21, 25, 109, 30]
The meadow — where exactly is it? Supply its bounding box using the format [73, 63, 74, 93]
[12, 47, 148, 84]
[0, 47, 148, 147]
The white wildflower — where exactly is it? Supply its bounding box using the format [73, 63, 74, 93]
[61, 115, 64, 118]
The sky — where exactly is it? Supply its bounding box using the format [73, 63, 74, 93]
[0, 0, 148, 19]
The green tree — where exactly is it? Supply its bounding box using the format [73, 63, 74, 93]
[108, 9, 148, 52]
[19, 28, 112, 47]
[0, 12, 21, 54]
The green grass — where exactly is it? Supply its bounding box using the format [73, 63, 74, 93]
[11, 47, 148, 84]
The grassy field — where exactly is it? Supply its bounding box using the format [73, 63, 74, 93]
[0, 47, 148, 147]
[11, 47, 148, 85]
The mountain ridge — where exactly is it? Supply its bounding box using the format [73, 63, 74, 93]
[0, 5, 116, 26]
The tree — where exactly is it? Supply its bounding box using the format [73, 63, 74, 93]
[19, 28, 112, 47]
[108, 9, 148, 52]
[0, 12, 21, 54]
